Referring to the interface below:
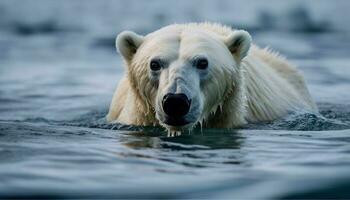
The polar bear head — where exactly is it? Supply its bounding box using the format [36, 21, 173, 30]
[116, 24, 251, 131]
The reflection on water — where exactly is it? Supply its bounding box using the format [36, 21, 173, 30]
[122, 129, 243, 150]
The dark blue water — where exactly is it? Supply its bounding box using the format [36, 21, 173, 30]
[1, 0, 350, 198]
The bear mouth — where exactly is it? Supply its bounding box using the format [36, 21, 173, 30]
[164, 116, 190, 127]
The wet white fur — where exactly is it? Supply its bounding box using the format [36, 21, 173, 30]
[107, 23, 317, 130]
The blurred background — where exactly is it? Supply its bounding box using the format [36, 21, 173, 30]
[0, 0, 349, 121]
[1, 1, 350, 199]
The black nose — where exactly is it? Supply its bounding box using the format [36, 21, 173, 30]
[162, 93, 191, 118]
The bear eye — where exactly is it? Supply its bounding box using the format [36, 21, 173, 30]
[195, 57, 208, 70]
[150, 59, 162, 71]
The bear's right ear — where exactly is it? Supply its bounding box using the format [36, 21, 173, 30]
[116, 31, 144, 61]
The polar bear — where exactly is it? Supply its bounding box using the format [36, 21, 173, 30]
[107, 23, 317, 132]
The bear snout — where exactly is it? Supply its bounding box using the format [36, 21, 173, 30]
[162, 93, 191, 120]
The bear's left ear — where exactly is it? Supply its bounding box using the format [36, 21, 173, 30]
[225, 30, 252, 61]
[116, 31, 144, 62]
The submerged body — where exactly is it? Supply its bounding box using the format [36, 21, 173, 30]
[107, 23, 317, 131]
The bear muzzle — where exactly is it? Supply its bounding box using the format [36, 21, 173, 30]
[162, 93, 191, 126]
